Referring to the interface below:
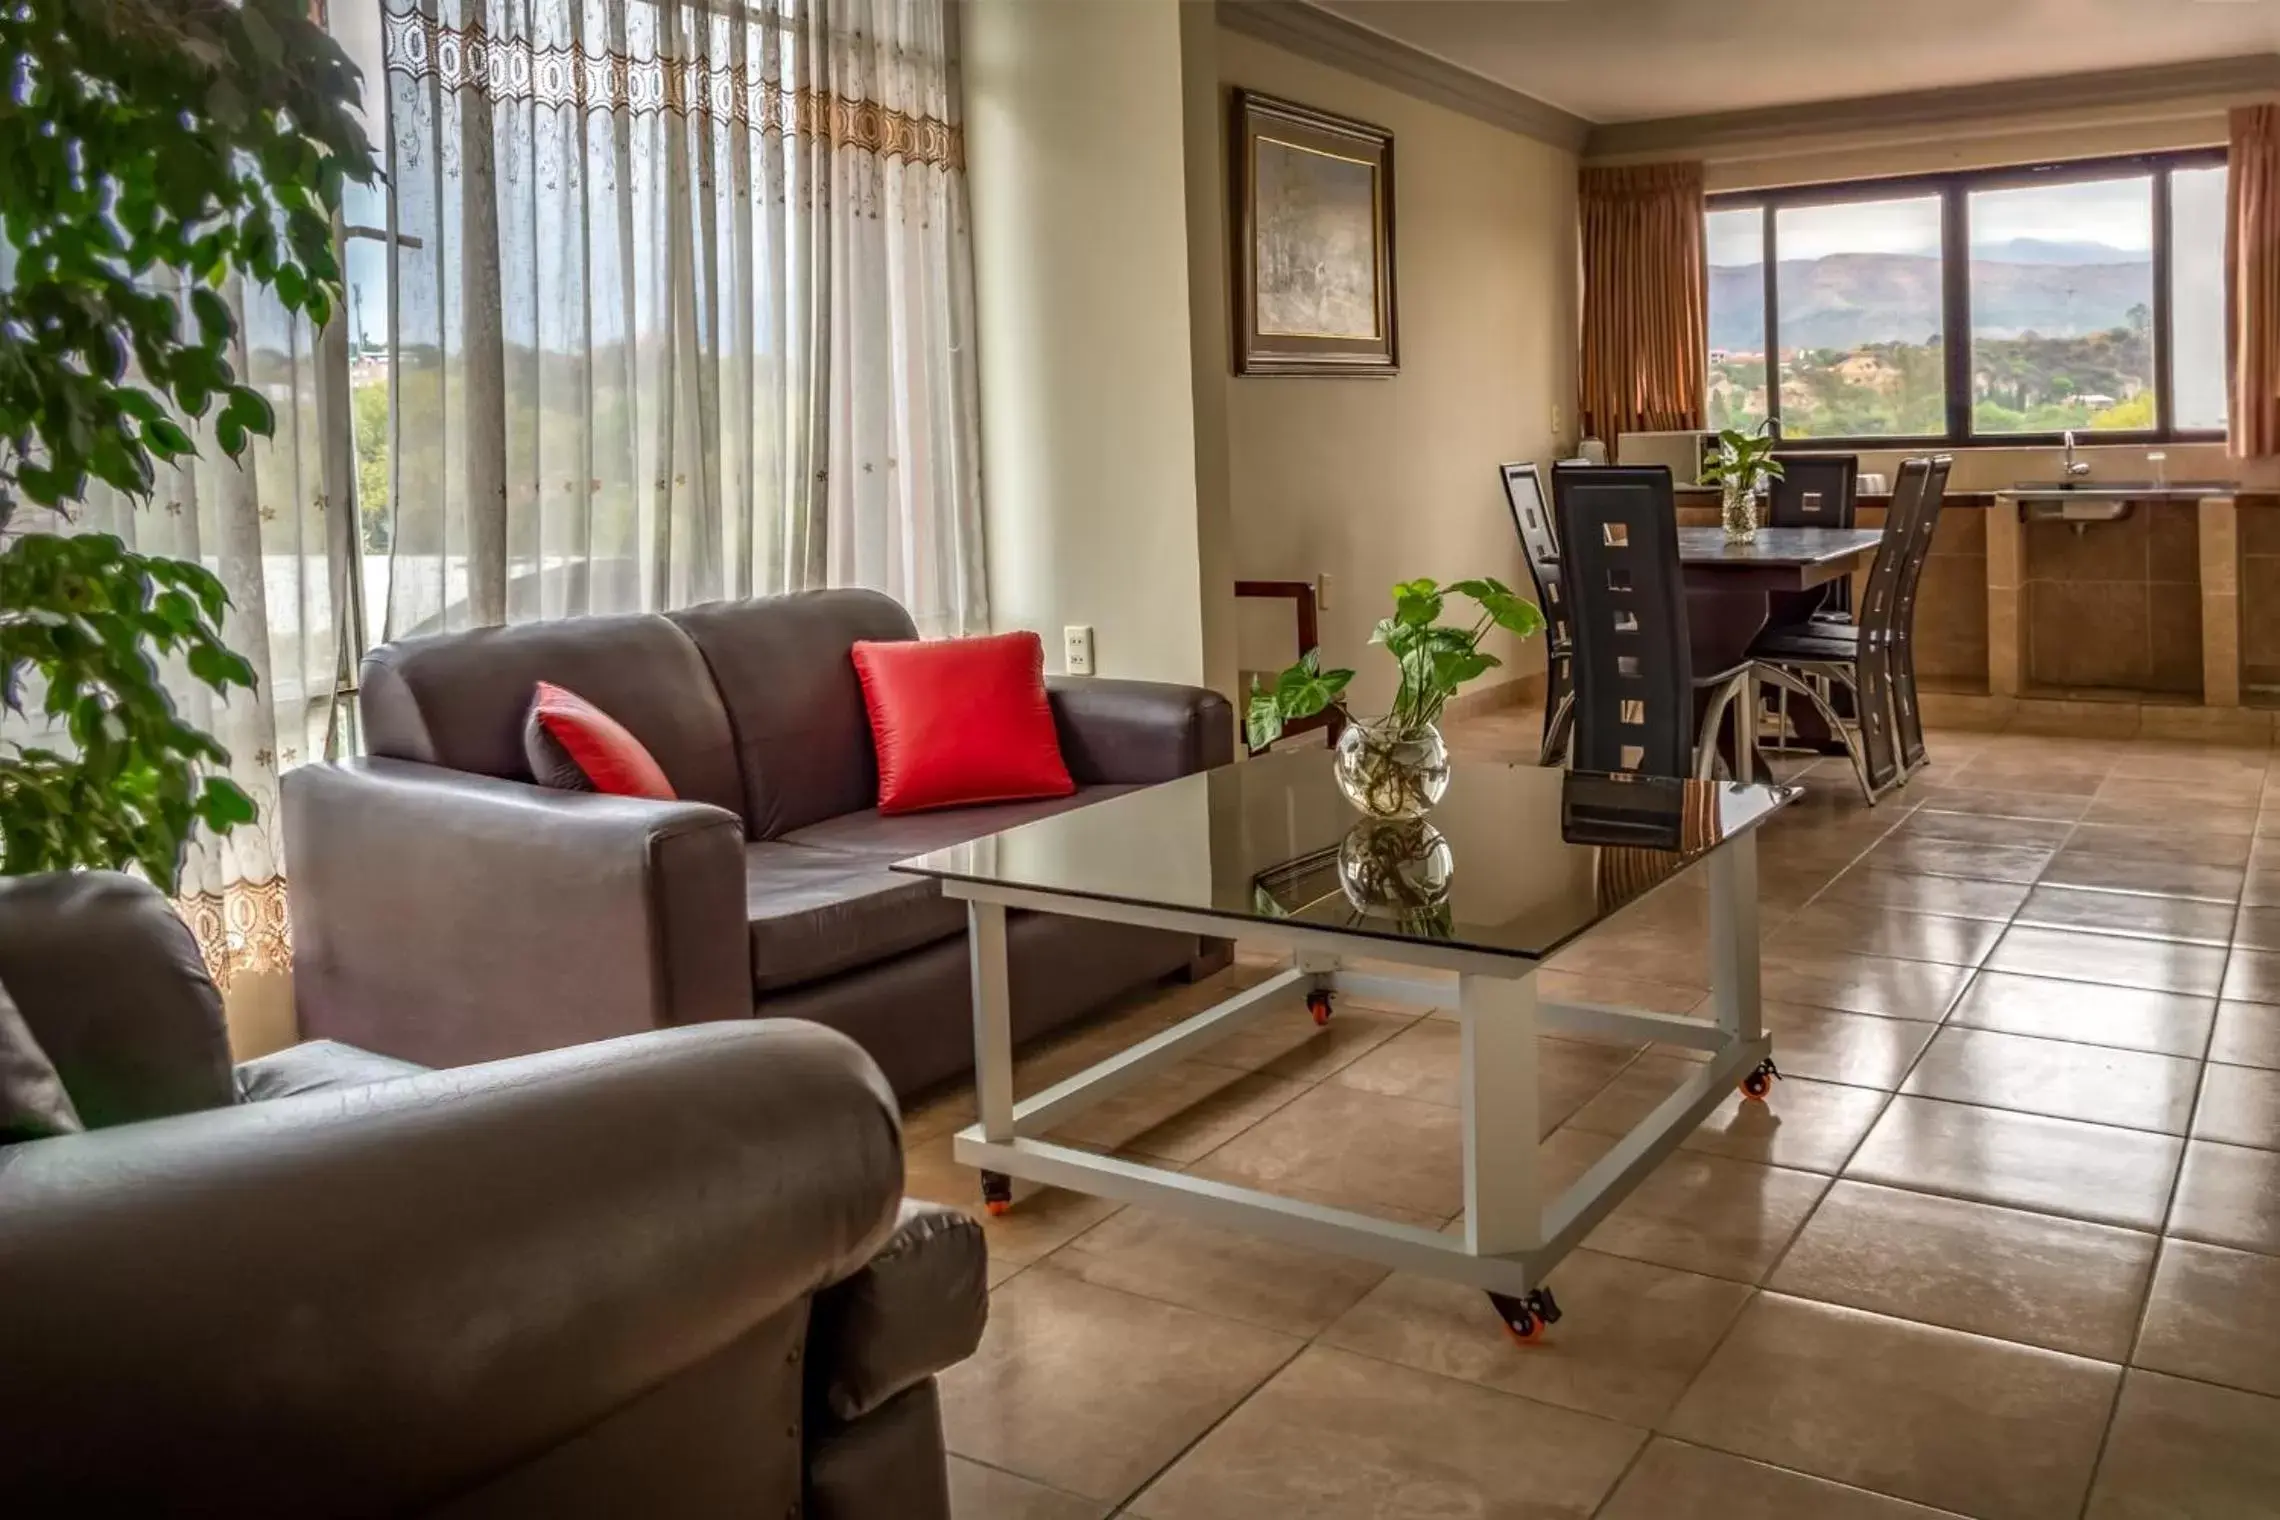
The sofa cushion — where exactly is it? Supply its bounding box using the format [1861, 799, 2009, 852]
[669, 590, 919, 839]
[808, 1200, 988, 1422]
[853, 631, 1074, 815]
[778, 785, 1138, 861]
[524, 681, 678, 800]
[0, 977, 81, 1143]
[361, 613, 745, 819]
[745, 844, 966, 994]
[234, 1040, 429, 1104]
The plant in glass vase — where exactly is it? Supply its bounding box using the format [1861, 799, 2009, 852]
[1702, 422, 1784, 544]
[1247, 578, 1543, 819]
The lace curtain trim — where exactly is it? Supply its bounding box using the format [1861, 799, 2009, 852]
[383, 11, 964, 169]
[176, 876, 291, 994]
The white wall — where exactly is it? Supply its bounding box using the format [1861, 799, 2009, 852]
[961, 0, 1209, 686]
[1215, 29, 1582, 714]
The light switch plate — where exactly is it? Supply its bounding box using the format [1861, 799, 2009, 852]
[1063, 624, 1095, 675]
[1316, 573, 1332, 610]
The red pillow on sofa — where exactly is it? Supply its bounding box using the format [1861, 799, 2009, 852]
[523, 681, 678, 800]
[851, 632, 1075, 815]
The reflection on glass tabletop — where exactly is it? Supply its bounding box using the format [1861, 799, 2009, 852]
[895, 752, 1797, 963]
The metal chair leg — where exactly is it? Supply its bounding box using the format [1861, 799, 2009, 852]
[1538, 691, 1575, 768]
[1754, 662, 1880, 804]
[1694, 671, 1750, 782]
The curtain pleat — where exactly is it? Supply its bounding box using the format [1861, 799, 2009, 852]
[2229, 105, 2280, 459]
[377, 0, 986, 638]
[1578, 161, 1709, 446]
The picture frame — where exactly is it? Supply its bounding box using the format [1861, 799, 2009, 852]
[1230, 88, 1398, 377]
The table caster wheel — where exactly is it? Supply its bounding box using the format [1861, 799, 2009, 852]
[981, 1170, 1014, 1217]
[1740, 1057, 1781, 1102]
[1487, 1287, 1561, 1346]
[1306, 990, 1334, 1027]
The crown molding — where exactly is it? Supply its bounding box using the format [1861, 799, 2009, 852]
[1218, 0, 1591, 154]
[1586, 53, 2279, 162]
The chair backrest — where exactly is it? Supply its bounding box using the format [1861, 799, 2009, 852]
[1499, 462, 1569, 653]
[1551, 465, 1695, 777]
[1889, 455, 1952, 767]
[1768, 454, 1859, 529]
[1854, 457, 1933, 646]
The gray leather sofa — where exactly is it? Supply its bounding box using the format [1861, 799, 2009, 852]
[0, 871, 985, 1518]
[284, 589, 1234, 1094]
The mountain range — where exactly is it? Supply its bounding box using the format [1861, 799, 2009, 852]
[1710, 243, 2152, 351]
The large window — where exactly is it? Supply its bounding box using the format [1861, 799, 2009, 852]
[1707, 151, 2227, 445]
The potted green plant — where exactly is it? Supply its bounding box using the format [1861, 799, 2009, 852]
[0, 0, 375, 889]
[1247, 577, 1543, 818]
[1701, 422, 1785, 544]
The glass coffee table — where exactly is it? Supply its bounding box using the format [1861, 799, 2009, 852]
[895, 752, 1796, 1342]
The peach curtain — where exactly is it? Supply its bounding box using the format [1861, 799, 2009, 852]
[2229, 106, 2280, 457]
[1578, 162, 1708, 446]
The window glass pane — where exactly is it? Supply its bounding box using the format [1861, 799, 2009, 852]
[2172, 164, 2228, 432]
[1706, 207, 1767, 433]
[1773, 196, 1945, 437]
[1968, 176, 2154, 433]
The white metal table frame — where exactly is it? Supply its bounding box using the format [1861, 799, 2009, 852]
[947, 828, 1771, 1314]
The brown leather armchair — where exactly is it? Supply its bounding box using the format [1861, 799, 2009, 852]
[0, 872, 987, 1518]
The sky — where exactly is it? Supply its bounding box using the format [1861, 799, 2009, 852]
[1706, 170, 2225, 266]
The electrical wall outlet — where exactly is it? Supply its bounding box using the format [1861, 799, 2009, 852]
[1315, 573, 1332, 611]
[1063, 624, 1094, 675]
[1551, 401, 1564, 440]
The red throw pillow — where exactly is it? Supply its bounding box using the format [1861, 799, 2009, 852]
[851, 632, 1075, 815]
[523, 681, 678, 801]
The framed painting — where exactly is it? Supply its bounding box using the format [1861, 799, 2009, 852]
[1231, 89, 1397, 377]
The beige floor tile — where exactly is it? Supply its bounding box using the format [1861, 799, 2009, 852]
[1127, 1346, 1645, 1520]
[938, 1269, 1300, 1504]
[1536, 966, 1709, 1014]
[1814, 864, 2034, 921]
[2136, 1239, 2280, 1398]
[1196, 1001, 1414, 1083]
[948, 1458, 1107, 1520]
[2168, 1139, 2280, 1256]
[2066, 823, 2254, 869]
[1982, 925, 2229, 997]
[903, 1130, 1121, 1266]
[2013, 885, 2237, 946]
[1568, 1055, 1887, 1174]
[1320, 1249, 1750, 1427]
[2232, 904, 2280, 952]
[2081, 796, 2262, 834]
[1327, 1017, 1640, 1133]
[1768, 901, 2004, 968]
[1760, 952, 1972, 1021]
[1913, 784, 2095, 822]
[1187, 1082, 1463, 1219]
[2223, 948, 2280, 1006]
[1047, 1061, 1307, 1164]
[1045, 1207, 1396, 1338]
[2195, 1061, 2280, 1150]
[2039, 849, 2245, 902]
[1898, 811, 2076, 849]
[1901, 1026, 2200, 1134]
[1861, 835, 2056, 883]
[1769, 1180, 2158, 1360]
[1665, 1295, 2120, 1520]
[1946, 971, 2216, 1059]
[1585, 1150, 1827, 1283]
[1847, 1096, 2183, 1230]
[2210, 1000, 2280, 1068]
[2085, 1370, 2280, 1520]
[2241, 868, 2280, 907]
[1759, 1000, 1937, 1088]
[1600, 1437, 1966, 1519]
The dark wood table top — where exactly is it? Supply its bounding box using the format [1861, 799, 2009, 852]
[1545, 525, 1885, 593]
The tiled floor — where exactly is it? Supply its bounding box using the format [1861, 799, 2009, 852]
[914, 707, 2280, 1519]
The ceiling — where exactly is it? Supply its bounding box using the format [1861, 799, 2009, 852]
[1315, 0, 2280, 125]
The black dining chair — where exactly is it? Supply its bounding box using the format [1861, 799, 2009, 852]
[1499, 461, 1572, 766]
[1550, 464, 1753, 780]
[1890, 455, 1953, 771]
[1767, 452, 1860, 626]
[1747, 456, 1950, 802]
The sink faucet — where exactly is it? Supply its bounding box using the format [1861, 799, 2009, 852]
[2061, 430, 2091, 479]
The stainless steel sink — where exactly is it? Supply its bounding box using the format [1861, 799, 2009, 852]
[2007, 480, 2232, 498]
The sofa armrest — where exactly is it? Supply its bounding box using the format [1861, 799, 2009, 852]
[808, 1200, 988, 1423]
[283, 757, 749, 1067]
[0, 1021, 904, 1515]
[1046, 676, 1234, 786]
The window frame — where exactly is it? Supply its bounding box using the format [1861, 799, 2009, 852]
[1706, 148, 2229, 450]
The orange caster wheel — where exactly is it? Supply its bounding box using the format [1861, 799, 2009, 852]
[1740, 1057, 1781, 1102]
[1487, 1287, 1561, 1346]
[1306, 990, 1334, 1027]
[981, 1170, 1014, 1217]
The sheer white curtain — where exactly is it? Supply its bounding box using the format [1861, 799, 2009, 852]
[374, 0, 986, 638]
